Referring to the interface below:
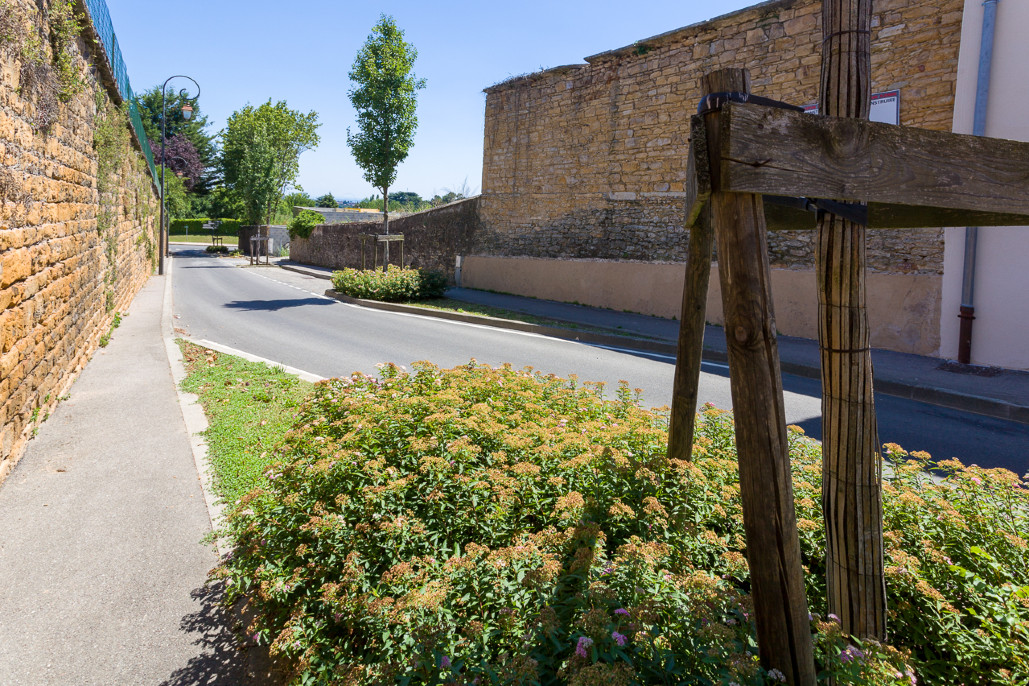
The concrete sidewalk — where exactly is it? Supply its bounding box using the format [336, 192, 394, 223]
[280, 259, 1029, 425]
[0, 274, 246, 685]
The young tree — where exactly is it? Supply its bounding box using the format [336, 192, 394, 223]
[221, 100, 320, 226]
[346, 14, 425, 242]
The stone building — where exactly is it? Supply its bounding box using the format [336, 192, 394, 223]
[460, 0, 1028, 369]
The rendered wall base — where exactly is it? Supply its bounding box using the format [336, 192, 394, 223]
[462, 256, 942, 357]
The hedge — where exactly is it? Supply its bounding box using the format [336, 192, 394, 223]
[169, 218, 241, 237]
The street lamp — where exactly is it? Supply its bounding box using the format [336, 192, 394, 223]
[157, 75, 200, 276]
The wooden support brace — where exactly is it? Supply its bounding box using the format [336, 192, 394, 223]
[703, 67, 816, 686]
[667, 117, 715, 461]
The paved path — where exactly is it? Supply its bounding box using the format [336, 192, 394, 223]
[0, 275, 245, 685]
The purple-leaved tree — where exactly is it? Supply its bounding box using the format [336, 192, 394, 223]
[157, 135, 204, 191]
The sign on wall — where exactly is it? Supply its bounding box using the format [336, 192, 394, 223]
[803, 89, 901, 125]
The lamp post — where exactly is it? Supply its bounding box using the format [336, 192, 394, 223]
[157, 75, 200, 276]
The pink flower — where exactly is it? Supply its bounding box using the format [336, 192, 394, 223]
[611, 631, 627, 646]
[971, 477, 982, 485]
[575, 636, 593, 658]
[839, 644, 865, 663]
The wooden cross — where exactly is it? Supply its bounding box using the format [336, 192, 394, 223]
[666, 2, 1029, 682]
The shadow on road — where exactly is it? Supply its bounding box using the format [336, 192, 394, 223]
[225, 298, 334, 312]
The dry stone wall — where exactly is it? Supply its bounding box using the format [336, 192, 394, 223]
[0, 0, 160, 483]
[479, 0, 963, 274]
[290, 198, 482, 283]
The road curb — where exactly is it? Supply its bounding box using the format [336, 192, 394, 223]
[160, 255, 230, 558]
[321, 288, 1028, 425]
[322, 289, 677, 354]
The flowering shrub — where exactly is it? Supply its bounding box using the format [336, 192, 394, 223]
[331, 266, 447, 302]
[215, 362, 1028, 685]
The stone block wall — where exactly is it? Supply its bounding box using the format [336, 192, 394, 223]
[239, 225, 290, 257]
[294, 207, 384, 225]
[0, 0, 160, 483]
[479, 0, 964, 275]
[290, 198, 482, 282]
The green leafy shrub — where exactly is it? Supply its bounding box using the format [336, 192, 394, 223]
[330, 265, 447, 302]
[288, 209, 323, 239]
[212, 362, 1029, 685]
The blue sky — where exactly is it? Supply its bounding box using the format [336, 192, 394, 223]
[105, 0, 754, 201]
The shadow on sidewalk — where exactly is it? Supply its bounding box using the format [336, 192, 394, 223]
[159, 583, 245, 686]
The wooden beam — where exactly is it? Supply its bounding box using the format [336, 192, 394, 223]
[762, 200, 1029, 231]
[684, 114, 711, 229]
[704, 68, 816, 686]
[667, 205, 712, 463]
[718, 102, 1029, 218]
[668, 89, 719, 462]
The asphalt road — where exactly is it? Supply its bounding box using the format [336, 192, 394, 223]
[171, 246, 1028, 473]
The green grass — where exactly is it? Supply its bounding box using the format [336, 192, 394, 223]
[177, 340, 313, 504]
[169, 234, 239, 247]
[406, 298, 666, 340]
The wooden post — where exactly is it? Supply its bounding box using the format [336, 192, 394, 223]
[667, 207, 713, 461]
[668, 108, 715, 461]
[704, 68, 816, 685]
[817, 0, 887, 641]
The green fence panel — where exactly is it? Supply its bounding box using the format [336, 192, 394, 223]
[80, 0, 160, 186]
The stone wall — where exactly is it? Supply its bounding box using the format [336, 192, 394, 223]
[0, 0, 160, 483]
[290, 198, 482, 282]
[294, 207, 384, 224]
[239, 225, 290, 257]
[479, 0, 964, 274]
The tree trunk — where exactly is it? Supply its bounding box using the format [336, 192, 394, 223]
[705, 68, 817, 686]
[382, 186, 390, 269]
[817, 0, 887, 641]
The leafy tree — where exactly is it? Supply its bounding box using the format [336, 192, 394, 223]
[346, 15, 425, 235]
[221, 100, 320, 226]
[162, 171, 191, 219]
[316, 193, 338, 208]
[388, 191, 420, 205]
[137, 87, 217, 191]
[283, 190, 316, 209]
[158, 135, 203, 191]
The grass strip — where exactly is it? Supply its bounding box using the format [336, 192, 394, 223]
[169, 235, 240, 246]
[177, 340, 313, 505]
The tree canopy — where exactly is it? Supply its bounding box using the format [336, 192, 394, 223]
[346, 14, 425, 231]
[221, 100, 320, 226]
[316, 193, 338, 208]
[137, 87, 217, 192]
